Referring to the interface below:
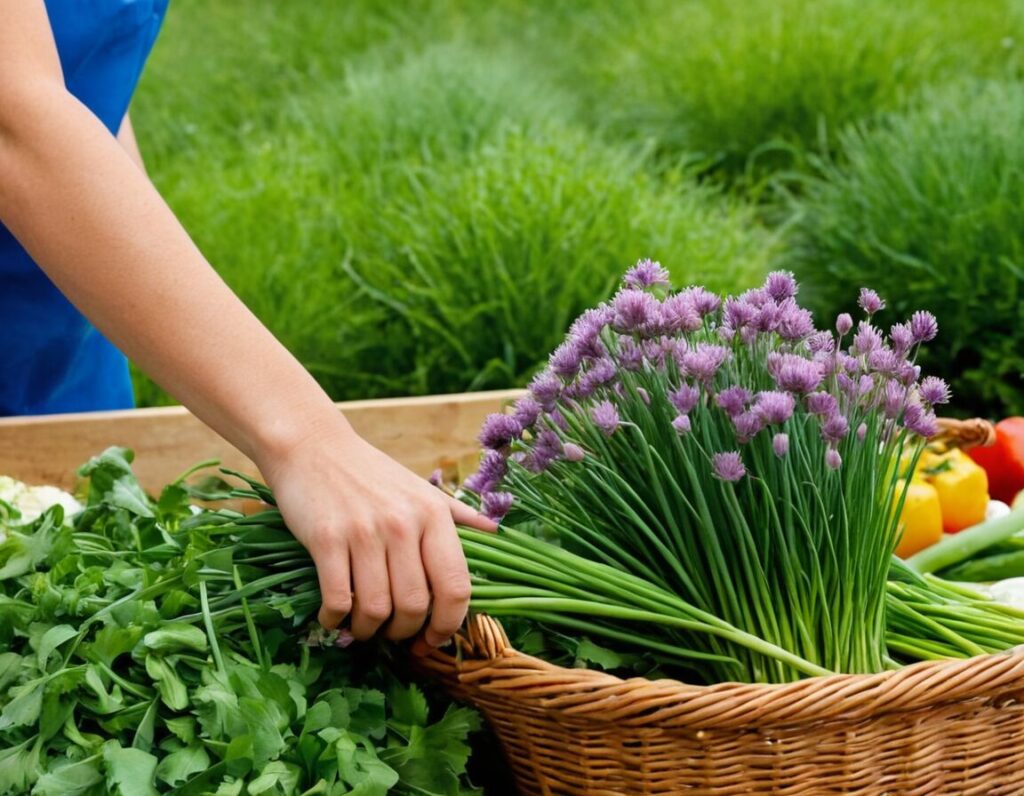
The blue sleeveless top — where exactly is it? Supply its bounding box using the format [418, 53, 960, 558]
[0, 0, 168, 415]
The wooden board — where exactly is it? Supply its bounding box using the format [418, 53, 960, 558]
[0, 389, 524, 492]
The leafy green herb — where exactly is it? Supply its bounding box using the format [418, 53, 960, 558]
[0, 449, 481, 795]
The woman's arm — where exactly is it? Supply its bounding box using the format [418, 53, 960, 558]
[0, 2, 494, 645]
[117, 112, 147, 173]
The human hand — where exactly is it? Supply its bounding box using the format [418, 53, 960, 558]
[260, 417, 496, 647]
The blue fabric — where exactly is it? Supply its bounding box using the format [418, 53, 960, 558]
[0, 0, 168, 415]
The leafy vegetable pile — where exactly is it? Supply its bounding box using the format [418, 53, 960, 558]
[0, 449, 480, 796]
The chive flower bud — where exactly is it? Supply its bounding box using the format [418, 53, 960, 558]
[858, 288, 885, 315]
[712, 451, 746, 482]
[479, 414, 522, 450]
[623, 258, 670, 290]
[910, 310, 939, 343]
[590, 401, 621, 436]
[482, 491, 515, 522]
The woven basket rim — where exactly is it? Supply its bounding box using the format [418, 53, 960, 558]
[421, 614, 1024, 731]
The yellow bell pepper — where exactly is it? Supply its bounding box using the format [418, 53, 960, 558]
[894, 478, 943, 558]
[924, 448, 989, 533]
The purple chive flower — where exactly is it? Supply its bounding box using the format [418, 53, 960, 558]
[771, 354, 825, 394]
[857, 422, 868, 442]
[777, 304, 815, 341]
[773, 432, 790, 458]
[739, 288, 770, 308]
[898, 361, 922, 386]
[464, 450, 508, 493]
[839, 353, 861, 374]
[919, 376, 951, 406]
[866, 347, 900, 376]
[529, 372, 562, 411]
[910, 311, 939, 343]
[806, 391, 838, 417]
[724, 297, 758, 329]
[858, 288, 885, 315]
[718, 325, 737, 343]
[712, 451, 747, 482]
[716, 386, 752, 417]
[859, 374, 875, 396]
[590, 400, 621, 436]
[825, 448, 843, 470]
[531, 428, 564, 471]
[660, 293, 703, 332]
[754, 391, 796, 425]
[672, 414, 692, 434]
[550, 340, 583, 379]
[837, 373, 856, 397]
[852, 322, 883, 356]
[836, 313, 854, 335]
[563, 442, 586, 462]
[764, 271, 798, 301]
[548, 409, 569, 430]
[482, 491, 515, 522]
[512, 396, 542, 429]
[642, 338, 670, 368]
[612, 289, 661, 334]
[681, 344, 731, 383]
[623, 258, 670, 290]
[616, 336, 645, 371]
[752, 302, 781, 333]
[684, 286, 722, 316]
[669, 383, 701, 414]
[821, 413, 850, 443]
[569, 307, 613, 357]
[889, 322, 914, 356]
[903, 402, 939, 438]
[578, 358, 618, 395]
[883, 380, 906, 418]
[479, 413, 522, 449]
[733, 411, 765, 443]
[806, 331, 836, 355]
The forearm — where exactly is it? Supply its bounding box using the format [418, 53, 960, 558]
[117, 112, 146, 174]
[0, 86, 346, 466]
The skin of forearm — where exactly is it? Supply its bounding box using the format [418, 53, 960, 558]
[0, 85, 347, 467]
[116, 112, 147, 174]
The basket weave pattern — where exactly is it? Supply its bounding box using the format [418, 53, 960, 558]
[422, 616, 1024, 795]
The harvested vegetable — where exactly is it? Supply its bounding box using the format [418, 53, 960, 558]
[893, 478, 943, 558]
[968, 417, 1024, 503]
[923, 448, 989, 533]
[0, 448, 482, 796]
[906, 502, 1024, 574]
[460, 266, 957, 683]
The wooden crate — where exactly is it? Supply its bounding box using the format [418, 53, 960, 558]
[0, 389, 523, 491]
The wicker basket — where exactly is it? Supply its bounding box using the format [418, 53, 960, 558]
[420, 616, 1024, 795]
[419, 417, 1024, 794]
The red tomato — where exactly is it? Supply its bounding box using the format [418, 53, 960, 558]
[968, 417, 1024, 504]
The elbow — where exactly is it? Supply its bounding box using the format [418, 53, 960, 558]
[0, 77, 75, 148]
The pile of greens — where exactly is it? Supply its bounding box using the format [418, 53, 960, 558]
[0, 448, 481, 796]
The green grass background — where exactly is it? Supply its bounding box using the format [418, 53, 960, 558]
[132, 0, 1024, 417]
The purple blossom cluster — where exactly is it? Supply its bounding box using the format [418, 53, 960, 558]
[464, 264, 950, 508]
